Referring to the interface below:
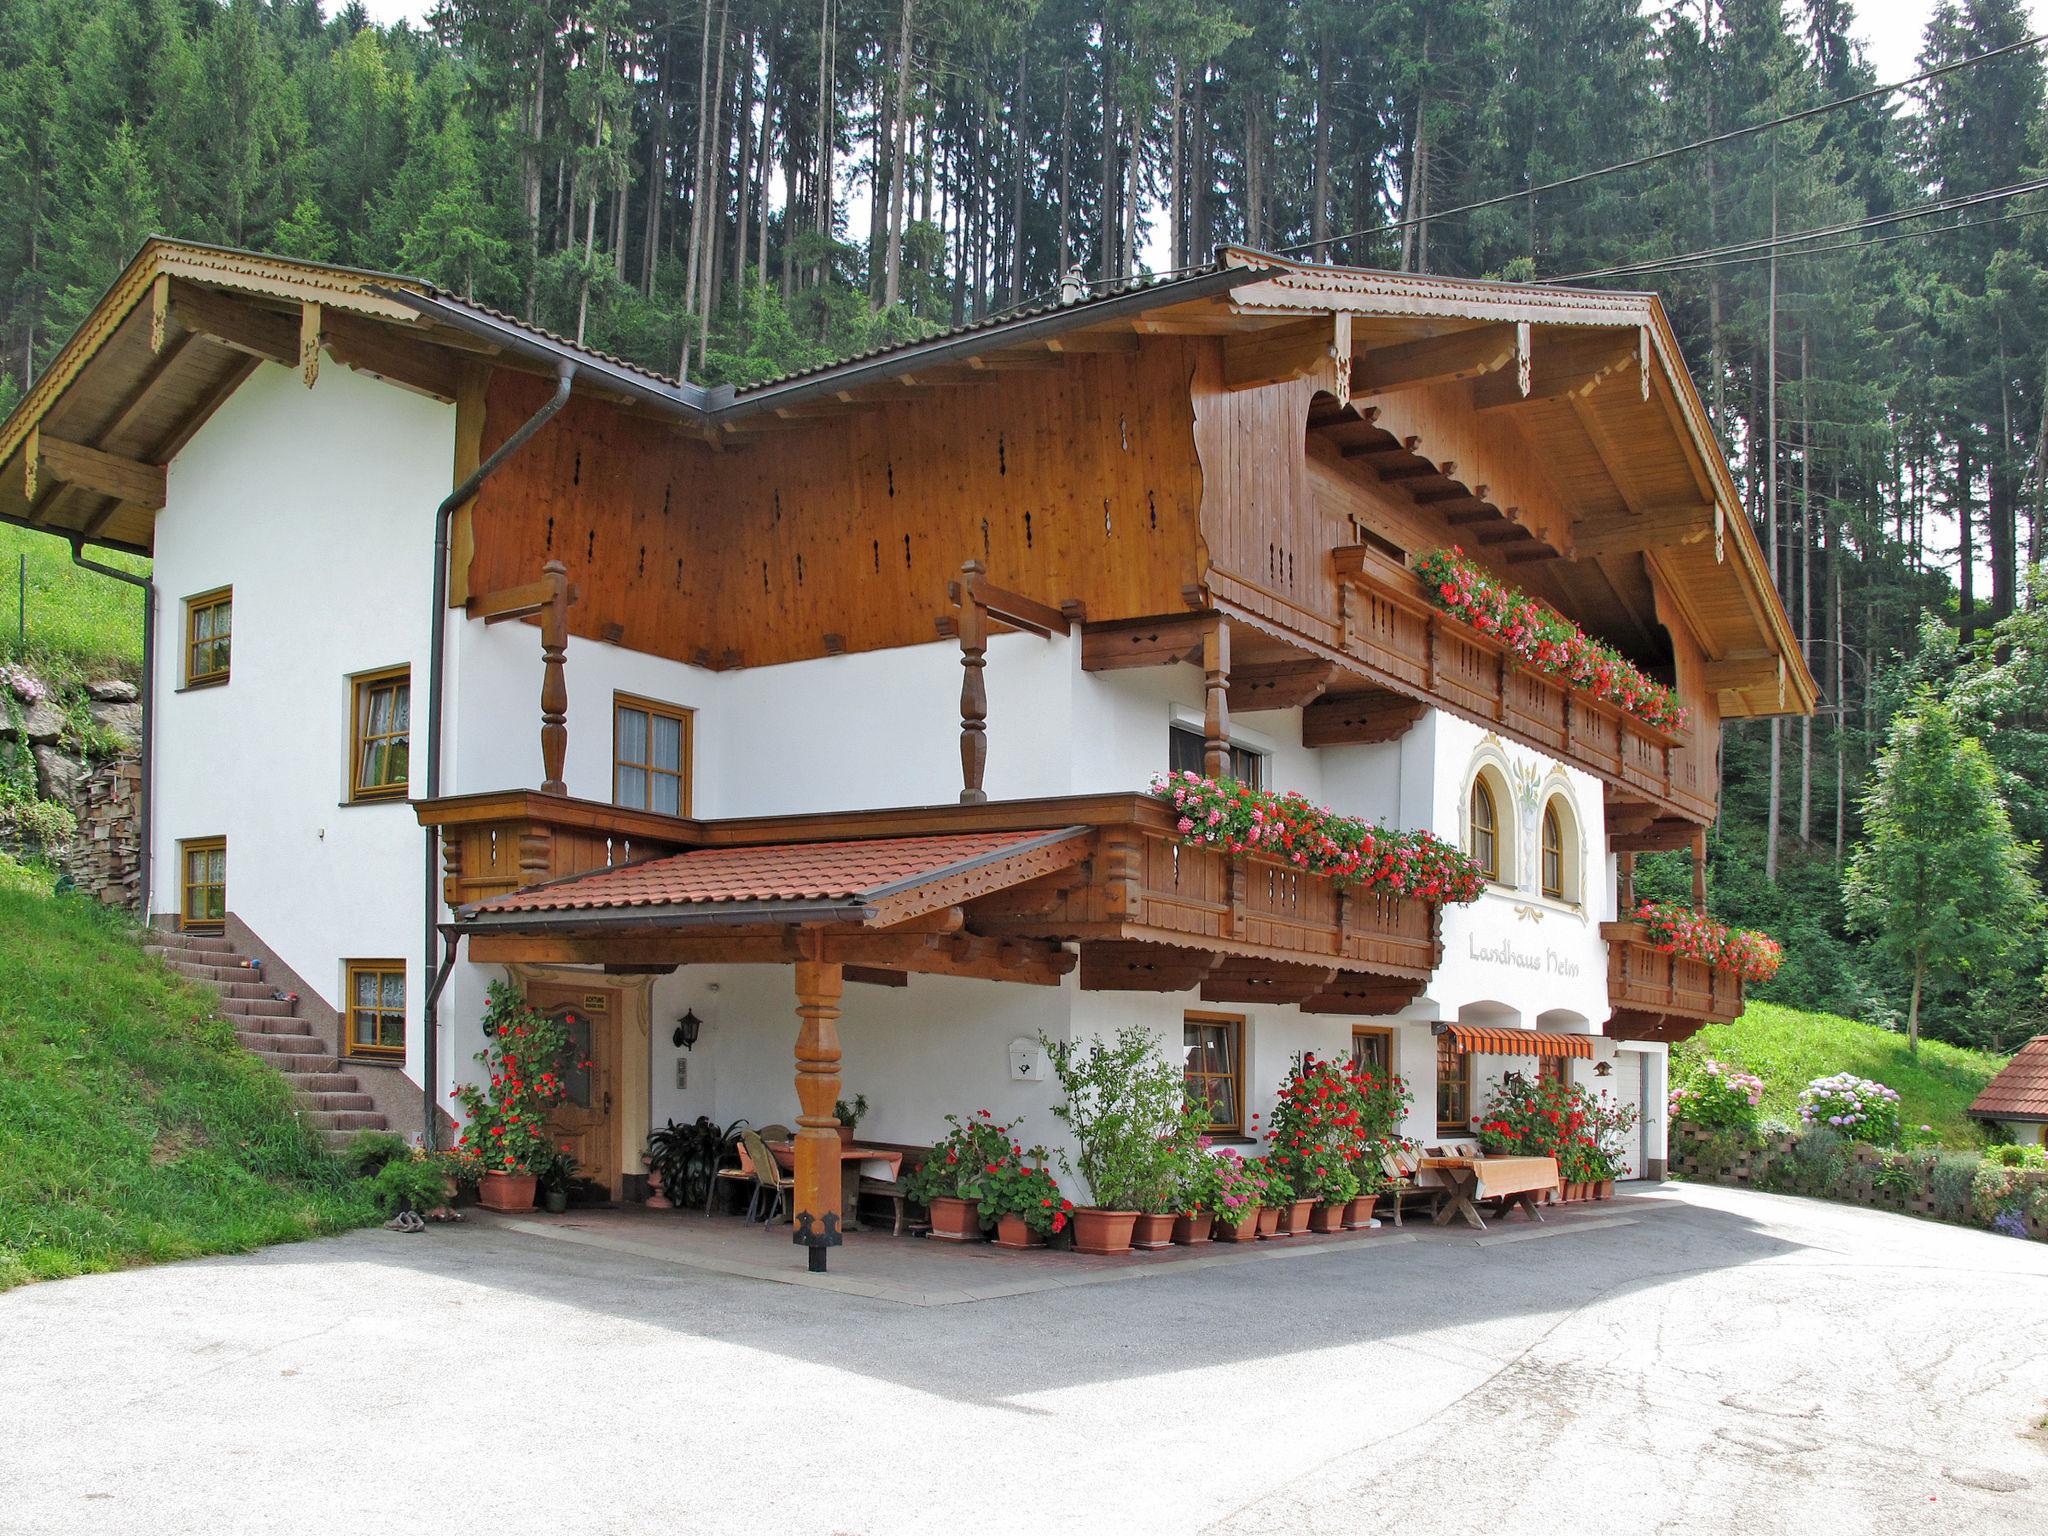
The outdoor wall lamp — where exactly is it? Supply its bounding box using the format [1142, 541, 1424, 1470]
[673, 1008, 702, 1051]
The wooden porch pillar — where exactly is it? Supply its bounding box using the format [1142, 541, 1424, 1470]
[1203, 616, 1232, 779]
[1618, 850, 1636, 914]
[539, 559, 570, 795]
[791, 952, 845, 1270]
[1690, 828, 1708, 910]
[958, 560, 988, 804]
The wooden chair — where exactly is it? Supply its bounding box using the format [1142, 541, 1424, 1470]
[1379, 1150, 1439, 1228]
[737, 1129, 795, 1225]
[856, 1144, 928, 1237]
[756, 1123, 792, 1143]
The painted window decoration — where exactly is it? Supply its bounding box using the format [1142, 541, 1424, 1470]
[1168, 723, 1264, 789]
[1541, 801, 1565, 900]
[1184, 1013, 1245, 1134]
[614, 695, 691, 816]
[180, 837, 225, 931]
[350, 667, 411, 801]
[185, 588, 232, 685]
[1470, 775, 1500, 883]
[1436, 1032, 1471, 1136]
[345, 960, 406, 1058]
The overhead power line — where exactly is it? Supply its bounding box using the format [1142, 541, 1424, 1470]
[1283, 30, 2048, 260]
[1553, 176, 2048, 281]
[1619, 202, 2048, 278]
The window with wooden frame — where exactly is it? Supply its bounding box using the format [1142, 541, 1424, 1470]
[184, 587, 232, 686]
[1469, 776, 1500, 883]
[179, 837, 226, 931]
[1350, 1026, 1394, 1080]
[1184, 1012, 1246, 1134]
[1168, 724, 1264, 787]
[613, 694, 692, 816]
[1435, 1033, 1472, 1136]
[1541, 802, 1565, 900]
[344, 960, 406, 1058]
[1538, 1053, 1569, 1089]
[349, 666, 411, 802]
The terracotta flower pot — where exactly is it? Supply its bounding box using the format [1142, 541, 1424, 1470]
[1308, 1201, 1345, 1233]
[837, 1124, 856, 1149]
[1070, 1207, 1138, 1255]
[1345, 1194, 1377, 1229]
[477, 1172, 537, 1213]
[1212, 1214, 1256, 1242]
[1596, 1178, 1615, 1200]
[1131, 1213, 1177, 1250]
[927, 1196, 982, 1241]
[992, 1213, 1046, 1249]
[1255, 1206, 1281, 1238]
[1275, 1197, 1315, 1236]
[1172, 1211, 1214, 1246]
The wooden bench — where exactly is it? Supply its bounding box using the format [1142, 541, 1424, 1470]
[853, 1141, 930, 1236]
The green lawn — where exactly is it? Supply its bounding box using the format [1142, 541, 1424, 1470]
[0, 523, 147, 678]
[1673, 1001, 2008, 1148]
[0, 869, 374, 1289]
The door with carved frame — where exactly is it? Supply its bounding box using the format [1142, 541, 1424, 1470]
[524, 981, 622, 1199]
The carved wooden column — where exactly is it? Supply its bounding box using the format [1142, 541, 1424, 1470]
[791, 950, 846, 1271]
[1203, 616, 1231, 779]
[1618, 850, 1636, 914]
[958, 560, 989, 804]
[1690, 828, 1708, 910]
[539, 559, 570, 795]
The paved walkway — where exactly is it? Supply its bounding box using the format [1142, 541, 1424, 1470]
[2, 1182, 2044, 1535]
[486, 1185, 1662, 1303]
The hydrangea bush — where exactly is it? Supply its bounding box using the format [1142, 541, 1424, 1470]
[1668, 1058, 1766, 1133]
[1413, 547, 1688, 730]
[1797, 1072, 1903, 1148]
[1150, 773, 1486, 903]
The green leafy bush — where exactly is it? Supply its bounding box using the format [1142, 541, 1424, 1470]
[1669, 1059, 1766, 1136]
[341, 1129, 411, 1177]
[1044, 1026, 1203, 1212]
[1930, 1152, 1981, 1219]
[369, 1153, 453, 1217]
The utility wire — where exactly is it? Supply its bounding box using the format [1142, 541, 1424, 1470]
[1285, 30, 2048, 259]
[1576, 202, 2048, 280]
[1553, 176, 2048, 281]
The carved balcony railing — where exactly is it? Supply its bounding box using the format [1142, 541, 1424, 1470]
[1333, 545, 1717, 826]
[1600, 920, 1745, 1043]
[418, 790, 1442, 1005]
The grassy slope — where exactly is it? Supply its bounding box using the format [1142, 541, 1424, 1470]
[0, 524, 146, 677]
[1673, 1001, 2008, 1147]
[0, 876, 374, 1289]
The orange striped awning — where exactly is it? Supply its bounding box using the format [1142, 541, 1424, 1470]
[1442, 1025, 1593, 1060]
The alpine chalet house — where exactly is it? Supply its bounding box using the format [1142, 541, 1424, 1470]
[0, 239, 1811, 1265]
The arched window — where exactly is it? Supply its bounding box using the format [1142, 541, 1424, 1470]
[1541, 803, 1564, 900]
[1470, 776, 1499, 882]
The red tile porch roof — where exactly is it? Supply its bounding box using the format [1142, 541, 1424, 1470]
[1970, 1034, 2048, 1123]
[466, 828, 1084, 918]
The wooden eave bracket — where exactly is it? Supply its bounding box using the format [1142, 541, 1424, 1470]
[22, 427, 165, 511]
[471, 574, 581, 624]
[1352, 320, 1528, 400]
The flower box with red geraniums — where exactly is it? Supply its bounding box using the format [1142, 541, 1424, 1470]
[1413, 548, 1688, 733]
[1150, 774, 1486, 905]
[1628, 900, 1784, 982]
[452, 982, 584, 1212]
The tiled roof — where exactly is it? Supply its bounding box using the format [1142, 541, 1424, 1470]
[468, 830, 1069, 915]
[1970, 1035, 2048, 1122]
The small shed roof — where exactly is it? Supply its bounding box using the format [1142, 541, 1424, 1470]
[1969, 1034, 2048, 1124]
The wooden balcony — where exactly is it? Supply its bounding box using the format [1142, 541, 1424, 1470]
[1600, 920, 1745, 1044]
[417, 789, 1440, 1012]
[1330, 545, 1716, 837]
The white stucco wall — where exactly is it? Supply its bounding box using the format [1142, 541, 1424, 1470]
[149, 361, 453, 1084]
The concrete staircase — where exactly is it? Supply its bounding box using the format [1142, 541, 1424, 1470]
[144, 931, 389, 1151]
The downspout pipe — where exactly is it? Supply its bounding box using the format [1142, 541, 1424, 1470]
[69, 539, 153, 922]
[419, 360, 576, 1147]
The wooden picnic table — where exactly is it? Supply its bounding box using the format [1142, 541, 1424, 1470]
[768, 1140, 904, 1235]
[1417, 1155, 1559, 1231]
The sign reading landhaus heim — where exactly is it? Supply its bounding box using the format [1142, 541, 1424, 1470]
[1468, 933, 1582, 978]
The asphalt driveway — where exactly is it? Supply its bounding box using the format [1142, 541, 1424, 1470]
[2, 1182, 2044, 1535]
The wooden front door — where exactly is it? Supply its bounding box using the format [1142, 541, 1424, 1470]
[525, 982, 622, 1198]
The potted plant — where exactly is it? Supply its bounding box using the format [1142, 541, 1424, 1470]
[539, 1146, 578, 1214]
[451, 982, 577, 1213]
[367, 1147, 460, 1227]
[905, 1110, 1017, 1241]
[1044, 1027, 1192, 1256]
[978, 1155, 1072, 1249]
[834, 1093, 870, 1149]
[1308, 1164, 1361, 1232]
[1209, 1149, 1263, 1241]
[1173, 1143, 1224, 1245]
